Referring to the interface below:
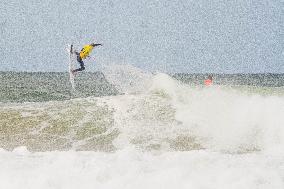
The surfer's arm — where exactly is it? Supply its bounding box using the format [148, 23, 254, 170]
[93, 44, 102, 47]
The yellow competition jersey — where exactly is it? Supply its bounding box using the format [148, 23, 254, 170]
[79, 45, 94, 59]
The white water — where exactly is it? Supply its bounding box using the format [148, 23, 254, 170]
[1, 72, 284, 188]
[0, 147, 283, 189]
[101, 63, 153, 94]
[101, 73, 284, 153]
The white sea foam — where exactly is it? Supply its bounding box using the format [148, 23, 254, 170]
[0, 148, 283, 189]
[101, 73, 284, 153]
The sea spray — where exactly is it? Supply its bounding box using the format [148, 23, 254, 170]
[101, 63, 153, 94]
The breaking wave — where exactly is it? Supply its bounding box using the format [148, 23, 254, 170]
[1, 72, 284, 154]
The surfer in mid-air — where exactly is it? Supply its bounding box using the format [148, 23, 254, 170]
[71, 43, 102, 74]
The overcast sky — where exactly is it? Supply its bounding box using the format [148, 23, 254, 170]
[0, 0, 283, 73]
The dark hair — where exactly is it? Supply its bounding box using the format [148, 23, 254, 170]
[208, 75, 213, 80]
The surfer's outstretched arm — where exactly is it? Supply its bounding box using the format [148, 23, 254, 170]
[92, 43, 102, 47]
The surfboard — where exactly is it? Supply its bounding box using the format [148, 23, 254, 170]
[67, 44, 75, 89]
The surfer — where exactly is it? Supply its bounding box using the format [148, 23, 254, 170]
[204, 75, 213, 86]
[72, 43, 102, 74]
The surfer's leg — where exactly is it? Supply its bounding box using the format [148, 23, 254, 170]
[73, 56, 85, 73]
[78, 60, 85, 71]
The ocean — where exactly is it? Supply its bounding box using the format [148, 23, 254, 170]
[1, 69, 284, 189]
